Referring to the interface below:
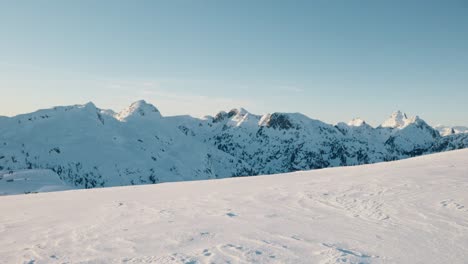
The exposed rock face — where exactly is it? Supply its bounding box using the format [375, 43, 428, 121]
[262, 113, 296, 130]
[0, 102, 466, 189]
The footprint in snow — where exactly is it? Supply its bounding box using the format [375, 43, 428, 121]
[440, 199, 466, 211]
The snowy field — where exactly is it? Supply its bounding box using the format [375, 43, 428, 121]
[1, 149, 468, 264]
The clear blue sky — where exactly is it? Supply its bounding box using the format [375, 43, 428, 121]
[1, 0, 467, 126]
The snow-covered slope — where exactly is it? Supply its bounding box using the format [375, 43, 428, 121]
[0, 102, 466, 191]
[1, 149, 467, 263]
[0, 101, 251, 189]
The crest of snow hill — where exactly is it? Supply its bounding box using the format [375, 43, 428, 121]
[0, 101, 467, 191]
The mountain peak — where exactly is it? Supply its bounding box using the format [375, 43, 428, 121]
[229, 107, 249, 116]
[347, 118, 367, 127]
[116, 100, 161, 121]
[84, 101, 97, 108]
[213, 108, 251, 123]
[260, 113, 296, 130]
[381, 111, 410, 129]
[211, 107, 260, 127]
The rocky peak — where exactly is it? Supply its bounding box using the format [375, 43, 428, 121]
[381, 111, 409, 129]
[213, 108, 251, 124]
[260, 113, 295, 130]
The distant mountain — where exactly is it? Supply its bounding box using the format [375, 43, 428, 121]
[0, 102, 466, 192]
[380, 110, 411, 128]
[434, 125, 468, 136]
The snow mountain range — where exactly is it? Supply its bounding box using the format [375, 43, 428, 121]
[0, 101, 467, 193]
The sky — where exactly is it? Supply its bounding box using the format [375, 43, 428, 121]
[0, 0, 467, 126]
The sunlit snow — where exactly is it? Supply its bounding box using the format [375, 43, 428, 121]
[1, 149, 467, 263]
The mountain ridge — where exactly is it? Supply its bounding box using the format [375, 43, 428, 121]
[0, 100, 467, 192]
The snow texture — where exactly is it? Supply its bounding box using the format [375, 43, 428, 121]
[1, 149, 468, 263]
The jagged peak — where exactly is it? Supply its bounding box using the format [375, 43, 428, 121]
[259, 112, 296, 130]
[212, 111, 229, 123]
[213, 107, 252, 124]
[229, 107, 249, 116]
[386, 114, 440, 139]
[347, 118, 367, 127]
[381, 110, 411, 129]
[381, 111, 436, 135]
[258, 112, 329, 130]
[116, 100, 161, 121]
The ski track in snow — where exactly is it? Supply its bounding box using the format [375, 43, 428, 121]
[1, 149, 468, 263]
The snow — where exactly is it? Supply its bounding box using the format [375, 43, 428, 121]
[435, 125, 468, 136]
[381, 111, 411, 129]
[116, 100, 162, 121]
[226, 108, 261, 128]
[453, 126, 468, 134]
[0, 169, 71, 195]
[1, 149, 467, 263]
[347, 118, 367, 127]
[0, 101, 466, 191]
